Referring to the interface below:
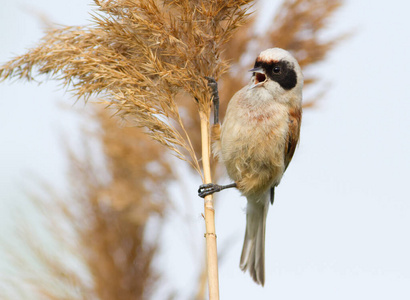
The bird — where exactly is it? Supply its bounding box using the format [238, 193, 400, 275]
[199, 48, 303, 286]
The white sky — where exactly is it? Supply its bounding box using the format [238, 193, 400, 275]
[1, 0, 409, 299]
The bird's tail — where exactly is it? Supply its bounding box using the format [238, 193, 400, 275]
[239, 191, 270, 286]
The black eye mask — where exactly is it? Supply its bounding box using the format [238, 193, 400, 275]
[253, 60, 298, 90]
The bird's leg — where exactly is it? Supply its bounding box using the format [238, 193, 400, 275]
[198, 182, 237, 198]
[205, 76, 219, 125]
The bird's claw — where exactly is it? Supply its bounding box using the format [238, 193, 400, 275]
[205, 77, 218, 102]
[198, 183, 223, 198]
[204, 76, 220, 124]
[205, 76, 217, 88]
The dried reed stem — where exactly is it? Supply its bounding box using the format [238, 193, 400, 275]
[199, 110, 219, 299]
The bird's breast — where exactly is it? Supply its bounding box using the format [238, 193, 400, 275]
[220, 98, 289, 196]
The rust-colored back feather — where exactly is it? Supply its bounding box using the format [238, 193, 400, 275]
[284, 107, 302, 171]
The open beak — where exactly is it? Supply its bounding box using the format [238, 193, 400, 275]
[248, 67, 267, 90]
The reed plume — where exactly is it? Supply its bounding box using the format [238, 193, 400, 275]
[0, 0, 253, 174]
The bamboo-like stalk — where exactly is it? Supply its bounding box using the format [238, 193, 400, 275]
[199, 110, 219, 300]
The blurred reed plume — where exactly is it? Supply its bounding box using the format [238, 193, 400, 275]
[0, 108, 173, 300]
[0, 0, 346, 299]
[79, 109, 172, 299]
[219, 0, 345, 112]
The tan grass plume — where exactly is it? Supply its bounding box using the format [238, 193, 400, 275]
[0, 0, 253, 175]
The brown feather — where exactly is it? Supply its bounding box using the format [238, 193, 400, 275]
[211, 123, 221, 142]
[284, 107, 302, 170]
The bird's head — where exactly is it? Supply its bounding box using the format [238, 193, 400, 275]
[248, 48, 303, 103]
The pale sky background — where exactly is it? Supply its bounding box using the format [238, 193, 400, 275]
[1, 0, 409, 299]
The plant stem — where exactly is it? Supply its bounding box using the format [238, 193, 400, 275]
[199, 110, 220, 300]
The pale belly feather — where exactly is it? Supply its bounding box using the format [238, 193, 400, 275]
[220, 100, 289, 197]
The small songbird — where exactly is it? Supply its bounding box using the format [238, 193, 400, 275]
[199, 48, 303, 286]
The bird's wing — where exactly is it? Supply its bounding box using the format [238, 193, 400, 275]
[284, 107, 302, 171]
[270, 107, 301, 205]
[270, 187, 275, 205]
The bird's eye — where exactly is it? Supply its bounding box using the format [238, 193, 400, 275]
[273, 66, 281, 73]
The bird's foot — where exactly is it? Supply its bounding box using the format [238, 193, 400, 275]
[198, 183, 223, 198]
[198, 182, 237, 198]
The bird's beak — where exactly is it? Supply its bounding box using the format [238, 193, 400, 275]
[249, 67, 264, 73]
[248, 67, 267, 90]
